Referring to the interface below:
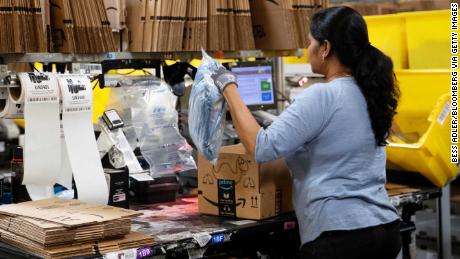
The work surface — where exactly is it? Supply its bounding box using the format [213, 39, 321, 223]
[0, 182, 441, 259]
[130, 182, 440, 251]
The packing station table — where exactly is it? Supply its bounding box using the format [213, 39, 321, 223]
[0, 179, 446, 259]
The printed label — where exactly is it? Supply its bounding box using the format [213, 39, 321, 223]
[210, 233, 225, 245]
[136, 247, 153, 259]
[113, 193, 126, 202]
[24, 73, 59, 104]
[60, 76, 92, 113]
[104, 248, 136, 259]
[218, 179, 236, 217]
[438, 102, 451, 125]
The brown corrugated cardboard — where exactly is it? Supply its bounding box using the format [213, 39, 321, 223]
[0, 198, 142, 227]
[126, 0, 146, 52]
[198, 144, 293, 220]
[143, 0, 156, 51]
[0, 229, 153, 259]
[249, 0, 299, 50]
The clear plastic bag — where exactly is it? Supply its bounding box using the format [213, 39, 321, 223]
[188, 50, 227, 164]
[105, 76, 196, 176]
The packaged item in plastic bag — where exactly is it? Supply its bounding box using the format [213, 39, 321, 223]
[188, 50, 227, 164]
[103, 76, 196, 176]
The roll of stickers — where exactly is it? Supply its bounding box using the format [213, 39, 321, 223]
[57, 74, 109, 204]
[17, 72, 61, 200]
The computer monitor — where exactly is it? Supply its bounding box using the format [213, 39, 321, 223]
[229, 61, 277, 110]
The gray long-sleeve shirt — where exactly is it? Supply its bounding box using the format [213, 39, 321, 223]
[255, 77, 399, 245]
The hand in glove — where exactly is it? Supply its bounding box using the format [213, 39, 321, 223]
[210, 66, 238, 93]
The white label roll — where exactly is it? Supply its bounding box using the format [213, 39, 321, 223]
[18, 72, 61, 200]
[58, 75, 109, 204]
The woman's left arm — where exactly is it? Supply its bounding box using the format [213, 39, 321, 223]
[212, 65, 328, 163]
[223, 84, 261, 158]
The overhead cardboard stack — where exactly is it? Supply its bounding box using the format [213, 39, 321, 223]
[50, 0, 117, 53]
[250, 0, 326, 50]
[125, 0, 145, 52]
[104, 0, 127, 50]
[292, 0, 326, 47]
[126, 0, 188, 52]
[182, 0, 207, 51]
[207, 0, 225, 51]
[0, 0, 47, 53]
[232, 0, 255, 50]
[250, 0, 299, 50]
[104, 0, 126, 32]
[0, 198, 154, 259]
[207, 0, 255, 51]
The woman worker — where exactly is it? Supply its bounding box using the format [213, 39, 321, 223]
[209, 6, 401, 259]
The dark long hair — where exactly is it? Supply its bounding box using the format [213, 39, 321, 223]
[310, 6, 399, 146]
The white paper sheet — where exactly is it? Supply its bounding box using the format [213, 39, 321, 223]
[57, 122, 73, 190]
[58, 75, 109, 204]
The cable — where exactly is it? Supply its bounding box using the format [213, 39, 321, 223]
[114, 69, 137, 75]
[275, 89, 292, 104]
[92, 79, 99, 90]
[30, 63, 41, 72]
[142, 69, 152, 75]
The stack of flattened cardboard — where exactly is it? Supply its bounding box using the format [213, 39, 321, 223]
[233, 0, 255, 50]
[250, 0, 326, 50]
[126, 0, 145, 52]
[0, 0, 47, 53]
[0, 216, 131, 246]
[0, 198, 153, 259]
[182, 0, 207, 51]
[127, 0, 188, 52]
[104, 0, 126, 32]
[292, 0, 327, 47]
[207, 0, 255, 51]
[50, 0, 117, 53]
[149, 0, 187, 52]
[0, 229, 154, 259]
[98, 232, 155, 254]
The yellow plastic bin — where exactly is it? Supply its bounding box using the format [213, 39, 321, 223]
[364, 13, 408, 69]
[394, 69, 450, 133]
[387, 94, 456, 187]
[402, 10, 450, 69]
[387, 69, 456, 187]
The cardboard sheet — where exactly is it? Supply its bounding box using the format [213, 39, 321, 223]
[0, 198, 142, 227]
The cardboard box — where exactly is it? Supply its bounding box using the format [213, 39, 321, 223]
[249, 0, 300, 50]
[198, 144, 293, 220]
[126, 0, 146, 52]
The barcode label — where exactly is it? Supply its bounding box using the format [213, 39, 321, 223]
[438, 102, 451, 125]
[65, 106, 91, 113]
[72, 63, 102, 75]
[28, 97, 58, 103]
[80, 64, 102, 75]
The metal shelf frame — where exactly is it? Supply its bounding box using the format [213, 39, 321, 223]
[0, 49, 304, 63]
